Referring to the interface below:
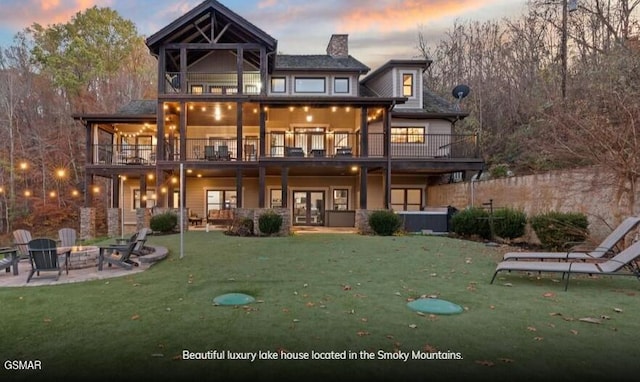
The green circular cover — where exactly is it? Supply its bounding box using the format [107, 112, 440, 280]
[407, 298, 463, 315]
[213, 293, 255, 306]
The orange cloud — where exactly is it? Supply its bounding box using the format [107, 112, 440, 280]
[258, 0, 277, 8]
[338, 0, 485, 33]
[40, 0, 60, 11]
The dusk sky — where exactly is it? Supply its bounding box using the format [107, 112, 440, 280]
[0, 0, 528, 68]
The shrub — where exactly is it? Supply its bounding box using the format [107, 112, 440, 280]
[225, 217, 254, 237]
[368, 210, 402, 236]
[493, 208, 527, 239]
[450, 207, 491, 239]
[150, 212, 178, 233]
[258, 211, 283, 236]
[530, 211, 589, 250]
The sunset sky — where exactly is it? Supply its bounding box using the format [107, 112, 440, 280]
[0, 0, 528, 68]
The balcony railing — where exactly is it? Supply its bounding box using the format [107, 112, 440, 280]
[164, 72, 261, 95]
[89, 134, 478, 165]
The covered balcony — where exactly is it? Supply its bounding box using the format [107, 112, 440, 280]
[88, 133, 479, 165]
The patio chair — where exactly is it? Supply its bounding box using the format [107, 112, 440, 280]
[58, 228, 78, 247]
[218, 145, 231, 160]
[204, 146, 217, 160]
[27, 238, 69, 283]
[98, 239, 139, 271]
[490, 239, 640, 290]
[1, 247, 19, 276]
[12, 229, 33, 259]
[502, 216, 640, 261]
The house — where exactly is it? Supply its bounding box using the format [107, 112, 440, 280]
[73, 0, 483, 234]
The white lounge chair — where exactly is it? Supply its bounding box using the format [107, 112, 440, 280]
[502, 216, 640, 261]
[491, 240, 640, 290]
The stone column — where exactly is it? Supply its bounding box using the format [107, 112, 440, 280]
[355, 209, 374, 235]
[80, 207, 96, 241]
[136, 208, 150, 231]
[107, 208, 122, 238]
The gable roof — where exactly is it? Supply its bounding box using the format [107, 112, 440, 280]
[275, 55, 370, 74]
[146, 0, 277, 70]
[360, 59, 431, 85]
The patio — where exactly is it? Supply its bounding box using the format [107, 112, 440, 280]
[0, 245, 168, 287]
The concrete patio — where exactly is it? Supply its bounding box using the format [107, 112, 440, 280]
[0, 245, 168, 287]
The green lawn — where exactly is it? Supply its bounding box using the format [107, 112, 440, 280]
[1, 232, 639, 381]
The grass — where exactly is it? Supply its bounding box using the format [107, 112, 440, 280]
[1, 231, 640, 381]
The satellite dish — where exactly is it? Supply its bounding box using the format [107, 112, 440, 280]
[452, 84, 470, 100]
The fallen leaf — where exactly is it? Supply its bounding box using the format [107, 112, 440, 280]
[498, 358, 515, 363]
[489, 305, 495, 310]
[549, 312, 562, 316]
[408, 324, 417, 329]
[131, 314, 140, 320]
[360, 317, 368, 322]
[533, 336, 544, 341]
[503, 283, 513, 287]
[475, 360, 495, 367]
[343, 285, 352, 291]
[579, 317, 602, 324]
[357, 330, 370, 336]
[570, 329, 579, 335]
[527, 326, 537, 332]
[614, 308, 623, 313]
[43, 318, 52, 323]
[543, 292, 556, 298]
[423, 344, 438, 353]
[305, 302, 315, 307]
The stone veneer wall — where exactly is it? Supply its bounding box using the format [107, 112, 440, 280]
[244, 208, 291, 236]
[136, 208, 151, 232]
[107, 208, 121, 238]
[427, 166, 639, 241]
[355, 209, 374, 235]
[79, 207, 96, 241]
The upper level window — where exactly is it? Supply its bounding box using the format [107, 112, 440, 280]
[295, 77, 326, 93]
[271, 77, 286, 93]
[402, 74, 413, 97]
[391, 127, 424, 143]
[191, 85, 203, 94]
[334, 78, 349, 94]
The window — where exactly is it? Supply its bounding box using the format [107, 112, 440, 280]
[191, 85, 203, 94]
[333, 131, 349, 154]
[270, 189, 282, 208]
[333, 189, 348, 210]
[402, 73, 413, 97]
[294, 77, 326, 93]
[334, 77, 349, 94]
[270, 132, 285, 157]
[391, 127, 425, 143]
[391, 188, 422, 211]
[271, 77, 286, 93]
[133, 189, 156, 210]
[206, 190, 237, 211]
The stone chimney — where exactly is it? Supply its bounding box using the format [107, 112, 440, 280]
[326, 34, 349, 58]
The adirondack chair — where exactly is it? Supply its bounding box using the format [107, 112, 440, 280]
[12, 229, 33, 259]
[98, 239, 139, 271]
[27, 238, 70, 283]
[58, 228, 77, 247]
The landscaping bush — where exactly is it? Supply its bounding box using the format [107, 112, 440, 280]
[530, 211, 589, 250]
[493, 208, 527, 239]
[225, 217, 254, 237]
[258, 211, 283, 236]
[450, 207, 491, 239]
[150, 211, 178, 233]
[368, 210, 402, 236]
